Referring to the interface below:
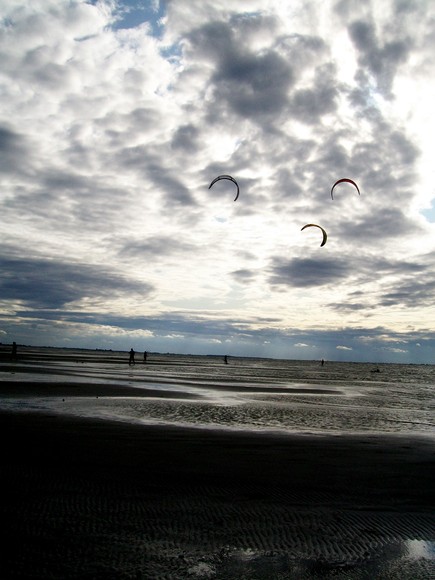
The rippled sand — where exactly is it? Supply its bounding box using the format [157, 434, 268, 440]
[1, 348, 434, 578]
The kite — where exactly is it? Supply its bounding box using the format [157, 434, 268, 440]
[209, 175, 240, 201]
[330, 178, 360, 200]
[301, 223, 327, 247]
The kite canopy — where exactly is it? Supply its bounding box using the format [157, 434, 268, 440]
[330, 178, 360, 200]
[209, 175, 240, 201]
[301, 223, 328, 247]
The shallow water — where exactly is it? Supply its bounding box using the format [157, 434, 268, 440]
[1, 348, 434, 436]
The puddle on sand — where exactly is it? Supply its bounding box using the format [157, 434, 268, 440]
[181, 540, 435, 579]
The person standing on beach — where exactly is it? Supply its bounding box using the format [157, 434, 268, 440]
[10, 341, 17, 361]
[224, 355, 228, 364]
[129, 348, 135, 365]
[143, 351, 147, 363]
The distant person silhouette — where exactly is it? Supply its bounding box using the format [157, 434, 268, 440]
[321, 359, 324, 366]
[129, 348, 135, 365]
[143, 351, 147, 363]
[11, 341, 17, 361]
[224, 355, 228, 364]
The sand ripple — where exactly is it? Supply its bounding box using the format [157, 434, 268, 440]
[3, 463, 434, 579]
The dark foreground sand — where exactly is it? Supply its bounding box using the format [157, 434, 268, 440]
[1, 402, 434, 578]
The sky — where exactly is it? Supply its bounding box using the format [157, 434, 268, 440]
[1, 0, 435, 363]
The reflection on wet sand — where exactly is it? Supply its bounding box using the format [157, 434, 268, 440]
[1, 347, 434, 436]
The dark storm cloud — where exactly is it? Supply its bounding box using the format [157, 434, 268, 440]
[186, 20, 233, 60]
[23, 50, 70, 90]
[116, 147, 197, 207]
[360, 256, 425, 277]
[327, 258, 433, 311]
[171, 124, 200, 152]
[120, 235, 196, 259]
[213, 49, 294, 119]
[268, 253, 428, 293]
[327, 302, 375, 313]
[0, 126, 21, 153]
[269, 257, 351, 288]
[0, 256, 152, 309]
[185, 19, 294, 125]
[148, 164, 197, 206]
[336, 207, 422, 242]
[93, 138, 198, 210]
[42, 170, 91, 192]
[0, 125, 30, 175]
[276, 33, 326, 65]
[379, 276, 435, 308]
[387, 131, 419, 165]
[186, 18, 340, 131]
[351, 130, 419, 186]
[348, 82, 381, 115]
[348, 19, 412, 97]
[273, 167, 305, 201]
[289, 64, 338, 124]
[95, 107, 164, 148]
[14, 310, 280, 339]
[231, 268, 257, 283]
[290, 86, 336, 124]
[5, 175, 132, 230]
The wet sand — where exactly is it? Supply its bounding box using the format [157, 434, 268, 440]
[1, 416, 434, 577]
[0, 379, 434, 578]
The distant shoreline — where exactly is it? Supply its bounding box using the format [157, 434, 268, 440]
[2, 343, 433, 365]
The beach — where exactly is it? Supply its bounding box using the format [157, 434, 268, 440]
[0, 349, 434, 578]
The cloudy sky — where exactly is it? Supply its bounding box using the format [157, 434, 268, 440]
[1, 0, 435, 363]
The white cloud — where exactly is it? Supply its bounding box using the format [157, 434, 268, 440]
[0, 0, 435, 362]
[385, 347, 408, 354]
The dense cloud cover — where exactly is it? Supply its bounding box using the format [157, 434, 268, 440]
[0, 0, 434, 362]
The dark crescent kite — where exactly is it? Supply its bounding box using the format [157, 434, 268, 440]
[301, 223, 328, 247]
[209, 175, 240, 201]
[330, 178, 360, 200]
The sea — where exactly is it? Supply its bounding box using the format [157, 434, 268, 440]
[0, 345, 434, 437]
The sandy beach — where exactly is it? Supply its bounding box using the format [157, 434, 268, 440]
[0, 353, 434, 578]
[1, 408, 434, 577]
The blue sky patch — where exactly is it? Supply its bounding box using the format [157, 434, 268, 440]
[421, 199, 435, 223]
[85, 0, 166, 36]
[115, 0, 165, 36]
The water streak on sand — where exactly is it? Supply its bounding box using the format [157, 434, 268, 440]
[1, 348, 434, 436]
